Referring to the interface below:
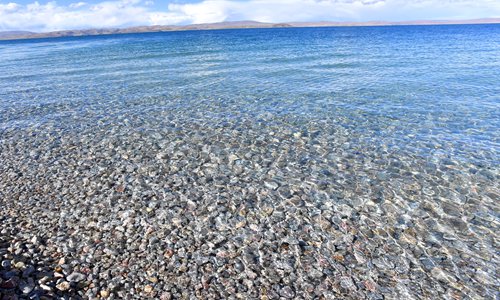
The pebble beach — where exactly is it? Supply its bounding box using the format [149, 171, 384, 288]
[0, 25, 499, 299]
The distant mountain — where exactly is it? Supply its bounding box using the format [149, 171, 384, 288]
[289, 18, 500, 27]
[1, 18, 499, 41]
[0, 31, 34, 38]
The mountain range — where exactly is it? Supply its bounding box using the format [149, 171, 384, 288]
[1, 19, 499, 40]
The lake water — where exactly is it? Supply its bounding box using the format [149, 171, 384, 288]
[0, 25, 499, 299]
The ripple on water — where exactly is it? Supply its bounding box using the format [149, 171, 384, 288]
[0, 25, 499, 299]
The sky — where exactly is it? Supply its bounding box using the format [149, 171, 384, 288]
[1, 0, 499, 32]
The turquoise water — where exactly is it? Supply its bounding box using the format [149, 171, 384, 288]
[0, 26, 499, 162]
[0, 25, 499, 298]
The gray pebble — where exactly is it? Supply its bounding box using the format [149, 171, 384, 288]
[67, 272, 86, 283]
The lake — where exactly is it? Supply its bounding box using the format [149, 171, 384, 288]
[0, 25, 498, 299]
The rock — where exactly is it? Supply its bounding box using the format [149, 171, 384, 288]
[474, 270, 494, 285]
[307, 268, 323, 279]
[279, 286, 295, 299]
[160, 292, 172, 300]
[30, 236, 41, 244]
[67, 272, 86, 282]
[56, 281, 71, 291]
[22, 265, 35, 278]
[171, 218, 182, 227]
[340, 276, 357, 290]
[431, 268, 450, 282]
[144, 284, 154, 293]
[419, 257, 435, 270]
[235, 220, 246, 229]
[100, 290, 110, 298]
[1, 260, 12, 269]
[228, 154, 239, 164]
[164, 249, 174, 258]
[40, 283, 53, 291]
[364, 279, 377, 292]
[14, 262, 25, 269]
[38, 276, 51, 285]
[1, 277, 19, 289]
[264, 181, 279, 190]
[19, 278, 35, 294]
[148, 277, 158, 283]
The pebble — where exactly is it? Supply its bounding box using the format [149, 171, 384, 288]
[431, 268, 450, 282]
[67, 272, 86, 283]
[279, 286, 295, 299]
[264, 181, 279, 190]
[2, 260, 12, 269]
[100, 290, 110, 298]
[1, 277, 19, 289]
[19, 278, 35, 294]
[22, 266, 35, 278]
[148, 277, 158, 283]
[56, 281, 71, 291]
[340, 276, 357, 290]
[39, 284, 52, 291]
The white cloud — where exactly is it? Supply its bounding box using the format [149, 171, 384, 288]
[168, 0, 500, 23]
[0, 0, 499, 32]
[69, 2, 87, 8]
[0, 2, 20, 11]
[0, 0, 149, 31]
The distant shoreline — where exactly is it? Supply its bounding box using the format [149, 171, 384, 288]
[1, 18, 499, 41]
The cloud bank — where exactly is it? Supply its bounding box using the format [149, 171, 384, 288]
[1, 0, 499, 32]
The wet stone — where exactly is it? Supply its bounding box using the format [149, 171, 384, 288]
[264, 181, 279, 190]
[56, 281, 70, 291]
[67, 272, 86, 283]
[1, 260, 12, 270]
[340, 277, 357, 291]
[279, 286, 295, 299]
[100, 290, 110, 298]
[22, 266, 35, 278]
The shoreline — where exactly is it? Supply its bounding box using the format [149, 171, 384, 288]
[1, 18, 499, 41]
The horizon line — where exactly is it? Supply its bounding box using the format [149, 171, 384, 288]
[1, 17, 499, 41]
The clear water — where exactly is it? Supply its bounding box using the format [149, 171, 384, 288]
[1, 26, 499, 161]
[0, 25, 499, 298]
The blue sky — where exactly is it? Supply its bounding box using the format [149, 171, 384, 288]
[8, 0, 201, 11]
[1, 0, 500, 32]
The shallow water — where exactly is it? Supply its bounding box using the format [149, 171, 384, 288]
[0, 25, 499, 299]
